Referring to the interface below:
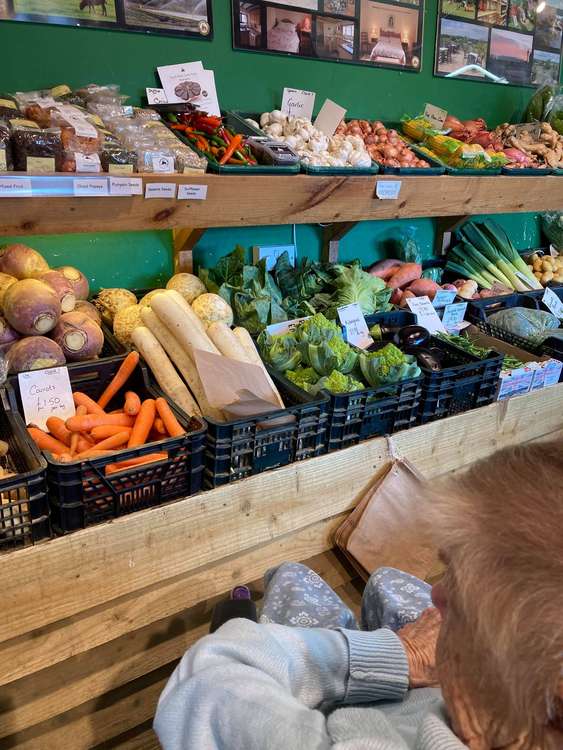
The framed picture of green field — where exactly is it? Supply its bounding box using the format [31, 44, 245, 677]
[435, 0, 563, 87]
[0, 0, 213, 39]
[231, 0, 425, 73]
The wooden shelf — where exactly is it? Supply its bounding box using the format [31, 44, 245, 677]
[1, 173, 562, 236]
[0, 386, 562, 748]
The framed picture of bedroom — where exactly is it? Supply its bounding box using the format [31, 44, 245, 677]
[231, 0, 425, 72]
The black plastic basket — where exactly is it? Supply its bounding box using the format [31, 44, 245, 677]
[418, 337, 503, 424]
[8, 356, 206, 533]
[465, 293, 545, 353]
[0, 390, 50, 551]
[204, 371, 329, 488]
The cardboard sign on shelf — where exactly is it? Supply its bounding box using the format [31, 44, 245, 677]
[177, 184, 208, 200]
[0, 178, 32, 197]
[314, 99, 346, 137]
[281, 88, 316, 120]
[18, 366, 75, 431]
[157, 61, 220, 116]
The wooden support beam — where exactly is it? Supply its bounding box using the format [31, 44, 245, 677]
[434, 215, 470, 256]
[322, 221, 358, 263]
[172, 228, 205, 273]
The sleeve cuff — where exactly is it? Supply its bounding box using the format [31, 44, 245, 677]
[340, 628, 409, 704]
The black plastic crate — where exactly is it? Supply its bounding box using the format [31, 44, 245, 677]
[204, 372, 329, 488]
[465, 293, 545, 354]
[418, 337, 503, 424]
[0, 390, 50, 551]
[8, 356, 206, 533]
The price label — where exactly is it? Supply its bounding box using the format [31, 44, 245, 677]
[0, 178, 32, 197]
[375, 181, 402, 200]
[18, 367, 75, 431]
[543, 286, 563, 318]
[144, 182, 177, 199]
[406, 296, 447, 334]
[177, 184, 208, 200]
[314, 98, 346, 137]
[432, 290, 457, 308]
[73, 178, 109, 197]
[109, 176, 143, 196]
[146, 88, 168, 105]
[281, 88, 316, 120]
[441, 302, 468, 333]
[267, 316, 310, 335]
[337, 303, 373, 349]
[152, 155, 175, 173]
[75, 152, 101, 173]
[424, 103, 448, 130]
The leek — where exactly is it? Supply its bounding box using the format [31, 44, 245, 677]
[481, 220, 542, 289]
[445, 260, 491, 289]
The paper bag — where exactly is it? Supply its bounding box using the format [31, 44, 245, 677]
[335, 458, 437, 582]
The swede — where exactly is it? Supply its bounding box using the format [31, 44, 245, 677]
[4, 279, 61, 336]
[73, 300, 101, 325]
[38, 270, 76, 313]
[166, 273, 206, 304]
[51, 311, 104, 362]
[0, 314, 20, 353]
[95, 288, 137, 325]
[56, 266, 90, 300]
[0, 272, 17, 308]
[8, 337, 65, 374]
[0, 244, 49, 279]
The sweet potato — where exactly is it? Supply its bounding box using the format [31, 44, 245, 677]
[406, 279, 440, 299]
[368, 259, 403, 280]
[386, 263, 422, 290]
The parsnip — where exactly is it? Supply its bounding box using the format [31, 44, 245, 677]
[233, 327, 284, 408]
[151, 292, 219, 356]
[141, 308, 224, 421]
[207, 322, 249, 362]
[131, 326, 201, 418]
[166, 289, 210, 339]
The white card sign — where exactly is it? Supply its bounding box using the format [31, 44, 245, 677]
[0, 178, 32, 197]
[267, 316, 310, 336]
[424, 103, 448, 130]
[281, 88, 316, 120]
[73, 178, 109, 197]
[75, 153, 101, 173]
[406, 296, 447, 334]
[314, 99, 346, 137]
[18, 367, 75, 431]
[109, 176, 143, 196]
[144, 183, 177, 199]
[375, 181, 402, 200]
[441, 302, 468, 332]
[157, 62, 220, 116]
[146, 87, 168, 105]
[432, 289, 457, 308]
[177, 184, 208, 200]
[152, 155, 175, 174]
[337, 303, 373, 349]
[543, 286, 563, 318]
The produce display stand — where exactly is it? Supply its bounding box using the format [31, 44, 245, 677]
[1, 172, 563, 749]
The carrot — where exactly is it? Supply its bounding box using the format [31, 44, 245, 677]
[73, 391, 106, 415]
[46, 417, 72, 447]
[74, 448, 116, 460]
[66, 413, 134, 433]
[124, 391, 141, 416]
[70, 405, 87, 455]
[153, 417, 166, 435]
[105, 452, 168, 476]
[128, 399, 156, 448]
[77, 431, 129, 456]
[90, 424, 133, 441]
[97, 352, 139, 409]
[109, 409, 124, 414]
[27, 427, 68, 455]
[155, 397, 185, 438]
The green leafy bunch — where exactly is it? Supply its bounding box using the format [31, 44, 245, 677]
[359, 343, 421, 387]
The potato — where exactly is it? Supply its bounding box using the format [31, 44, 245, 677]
[533, 258, 543, 272]
[541, 259, 554, 272]
[541, 270, 554, 284]
[534, 271, 542, 279]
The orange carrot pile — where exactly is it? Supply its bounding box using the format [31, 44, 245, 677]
[26, 351, 184, 475]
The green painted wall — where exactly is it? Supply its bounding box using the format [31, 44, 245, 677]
[0, 2, 552, 289]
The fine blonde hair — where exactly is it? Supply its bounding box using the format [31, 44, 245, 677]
[426, 440, 563, 735]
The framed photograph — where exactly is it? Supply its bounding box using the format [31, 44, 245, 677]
[0, 0, 213, 37]
[508, 0, 536, 32]
[441, 0, 476, 21]
[476, 0, 507, 26]
[531, 48, 561, 84]
[435, 18, 489, 78]
[489, 27, 533, 84]
[534, 1, 563, 50]
[232, 0, 425, 72]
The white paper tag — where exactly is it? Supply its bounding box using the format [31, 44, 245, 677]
[441, 302, 468, 332]
[432, 290, 457, 308]
[424, 103, 448, 130]
[0, 178, 32, 197]
[152, 155, 175, 173]
[145, 182, 177, 199]
[109, 176, 143, 196]
[497, 368, 533, 401]
[515, 270, 536, 290]
[73, 178, 109, 197]
[54, 105, 98, 139]
[406, 296, 447, 334]
[375, 181, 402, 200]
[157, 62, 220, 116]
[146, 87, 168, 105]
[178, 184, 208, 200]
[18, 366, 75, 432]
[314, 98, 346, 137]
[281, 88, 316, 120]
[337, 303, 373, 349]
[542, 358, 563, 387]
[543, 287, 563, 317]
[75, 152, 101, 173]
[267, 316, 310, 336]
[549, 244, 558, 257]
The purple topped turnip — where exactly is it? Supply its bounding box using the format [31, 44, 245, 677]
[3, 279, 61, 336]
[7, 337, 65, 374]
[51, 311, 104, 362]
[0, 314, 20, 353]
[38, 270, 76, 313]
[55, 266, 89, 300]
[0, 272, 17, 308]
[73, 299, 102, 326]
[0, 244, 49, 279]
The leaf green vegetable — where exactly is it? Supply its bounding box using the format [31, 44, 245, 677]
[309, 370, 365, 395]
[359, 343, 421, 387]
[293, 313, 342, 345]
[284, 367, 319, 391]
[435, 332, 526, 370]
[329, 264, 393, 316]
[257, 330, 301, 371]
[301, 335, 358, 376]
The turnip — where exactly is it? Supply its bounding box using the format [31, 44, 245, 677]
[38, 270, 76, 313]
[3, 279, 61, 336]
[73, 299, 102, 325]
[0, 272, 17, 308]
[51, 311, 104, 362]
[0, 314, 20, 353]
[0, 244, 49, 279]
[94, 288, 137, 325]
[55, 266, 90, 300]
[7, 337, 65, 374]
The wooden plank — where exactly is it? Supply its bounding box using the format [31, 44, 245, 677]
[2, 384, 562, 644]
[0, 515, 348, 686]
[1, 174, 562, 235]
[104, 726, 160, 750]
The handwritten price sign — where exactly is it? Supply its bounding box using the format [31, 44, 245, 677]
[18, 367, 75, 430]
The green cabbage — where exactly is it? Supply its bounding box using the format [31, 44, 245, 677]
[257, 331, 301, 371]
[330, 264, 393, 315]
[293, 313, 342, 345]
[301, 335, 358, 376]
[285, 367, 319, 391]
[310, 370, 365, 395]
[359, 343, 421, 387]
